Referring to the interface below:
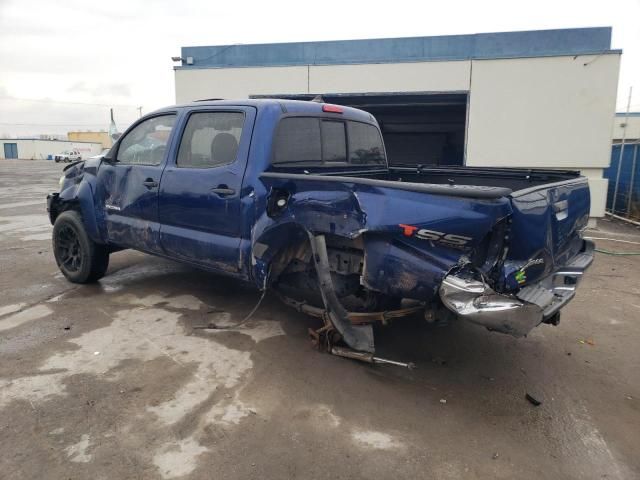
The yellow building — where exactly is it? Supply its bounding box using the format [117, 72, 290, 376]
[67, 131, 112, 149]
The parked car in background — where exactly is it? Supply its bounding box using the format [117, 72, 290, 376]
[54, 149, 82, 163]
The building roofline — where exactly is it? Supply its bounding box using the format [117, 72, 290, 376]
[615, 112, 640, 117]
[177, 27, 616, 70]
[0, 138, 103, 144]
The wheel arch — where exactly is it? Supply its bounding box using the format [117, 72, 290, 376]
[51, 181, 103, 244]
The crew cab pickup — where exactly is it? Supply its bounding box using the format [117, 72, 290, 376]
[47, 99, 594, 356]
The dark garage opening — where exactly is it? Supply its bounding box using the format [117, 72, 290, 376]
[252, 92, 468, 167]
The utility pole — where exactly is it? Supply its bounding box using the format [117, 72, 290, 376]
[137, 106, 143, 118]
[612, 86, 633, 214]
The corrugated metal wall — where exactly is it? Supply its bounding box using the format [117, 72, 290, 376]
[605, 143, 640, 219]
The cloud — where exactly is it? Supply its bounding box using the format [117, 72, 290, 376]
[67, 81, 131, 98]
[0, 0, 637, 138]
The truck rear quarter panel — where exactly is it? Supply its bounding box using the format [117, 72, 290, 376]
[252, 176, 512, 300]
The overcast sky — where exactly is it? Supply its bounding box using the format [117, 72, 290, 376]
[0, 0, 638, 137]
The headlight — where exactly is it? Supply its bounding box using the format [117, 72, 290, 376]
[58, 174, 65, 189]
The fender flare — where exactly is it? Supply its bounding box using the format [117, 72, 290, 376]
[54, 181, 103, 243]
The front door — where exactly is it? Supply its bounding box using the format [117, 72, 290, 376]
[95, 114, 177, 252]
[158, 108, 254, 272]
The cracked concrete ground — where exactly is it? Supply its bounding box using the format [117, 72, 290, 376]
[0, 159, 639, 479]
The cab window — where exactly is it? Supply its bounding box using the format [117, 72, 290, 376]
[272, 118, 320, 165]
[272, 117, 384, 167]
[177, 112, 244, 168]
[117, 114, 176, 165]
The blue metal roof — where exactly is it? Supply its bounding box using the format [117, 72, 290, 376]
[177, 27, 617, 70]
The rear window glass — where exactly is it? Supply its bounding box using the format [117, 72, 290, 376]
[272, 117, 385, 167]
[272, 118, 321, 165]
[321, 121, 347, 162]
[348, 122, 385, 165]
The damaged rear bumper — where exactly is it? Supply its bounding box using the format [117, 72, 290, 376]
[439, 240, 594, 337]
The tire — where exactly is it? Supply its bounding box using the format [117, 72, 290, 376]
[55, 159, 60, 163]
[52, 210, 109, 283]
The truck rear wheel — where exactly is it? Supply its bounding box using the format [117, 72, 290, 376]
[52, 210, 109, 283]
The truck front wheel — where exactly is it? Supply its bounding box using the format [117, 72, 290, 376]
[52, 210, 109, 283]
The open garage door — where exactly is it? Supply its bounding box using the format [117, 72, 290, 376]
[252, 92, 468, 167]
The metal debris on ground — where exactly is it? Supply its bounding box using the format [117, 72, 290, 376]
[330, 346, 416, 369]
[192, 323, 220, 330]
[525, 393, 542, 406]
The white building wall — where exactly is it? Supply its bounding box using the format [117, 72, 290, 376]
[466, 53, 620, 217]
[175, 66, 309, 103]
[0, 140, 102, 160]
[612, 115, 640, 141]
[308, 61, 470, 93]
[175, 60, 471, 102]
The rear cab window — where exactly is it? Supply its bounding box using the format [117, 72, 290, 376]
[272, 117, 385, 167]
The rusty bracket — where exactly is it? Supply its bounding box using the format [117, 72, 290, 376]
[278, 293, 424, 325]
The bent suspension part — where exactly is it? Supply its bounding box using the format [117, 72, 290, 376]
[278, 294, 421, 368]
[330, 346, 416, 370]
[278, 234, 421, 368]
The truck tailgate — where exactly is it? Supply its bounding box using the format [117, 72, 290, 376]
[502, 177, 591, 291]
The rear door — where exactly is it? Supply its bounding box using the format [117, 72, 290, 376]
[158, 107, 255, 271]
[96, 113, 177, 252]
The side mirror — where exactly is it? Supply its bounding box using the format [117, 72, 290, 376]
[102, 154, 117, 164]
[102, 144, 118, 164]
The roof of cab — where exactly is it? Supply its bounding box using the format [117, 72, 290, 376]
[156, 98, 377, 123]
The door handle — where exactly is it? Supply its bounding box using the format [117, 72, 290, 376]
[210, 187, 235, 196]
[143, 178, 158, 189]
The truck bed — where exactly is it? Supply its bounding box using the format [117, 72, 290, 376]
[385, 165, 582, 192]
[262, 165, 583, 200]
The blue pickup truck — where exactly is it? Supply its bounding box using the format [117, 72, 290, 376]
[47, 99, 594, 359]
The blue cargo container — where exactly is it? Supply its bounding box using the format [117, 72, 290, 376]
[605, 143, 640, 217]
